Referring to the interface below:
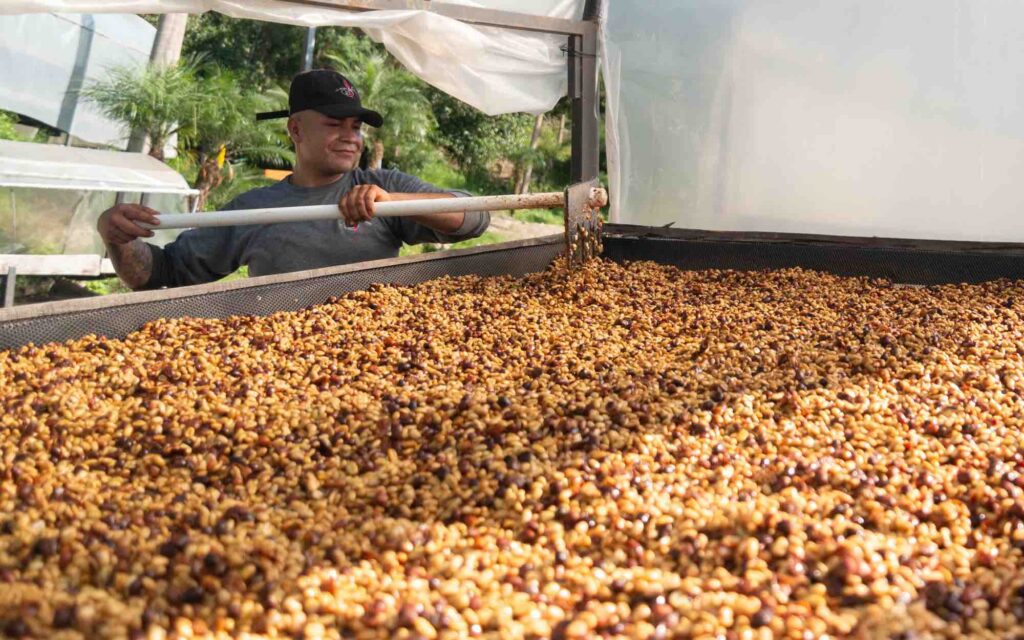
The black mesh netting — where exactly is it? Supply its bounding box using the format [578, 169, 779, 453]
[604, 235, 1024, 285]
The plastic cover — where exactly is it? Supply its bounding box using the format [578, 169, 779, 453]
[0, 188, 185, 255]
[438, 0, 583, 20]
[0, 13, 155, 146]
[1, 0, 584, 116]
[0, 139, 198, 195]
[0, 140, 193, 255]
[602, 1, 1024, 241]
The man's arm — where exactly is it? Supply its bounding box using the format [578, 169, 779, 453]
[98, 203, 243, 290]
[339, 186, 466, 234]
[96, 204, 159, 290]
[106, 240, 154, 290]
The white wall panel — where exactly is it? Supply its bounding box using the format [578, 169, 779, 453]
[603, 1, 1024, 241]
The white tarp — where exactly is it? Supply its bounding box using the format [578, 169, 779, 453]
[0, 13, 155, 146]
[0, 140, 193, 254]
[0, 139, 197, 195]
[440, 0, 583, 20]
[1, 0, 583, 116]
[603, 1, 1024, 241]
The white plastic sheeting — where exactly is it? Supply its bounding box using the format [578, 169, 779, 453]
[0, 187, 186, 255]
[1, 0, 584, 116]
[440, 0, 583, 20]
[0, 140, 193, 255]
[603, 1, 1024, 241]
[0, 140, 198, 195]
[0, 13, 155, 146]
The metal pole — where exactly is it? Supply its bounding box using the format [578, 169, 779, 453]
[302, 27, 317, 71]
[568, 28, 599, 184]
[1, 266, 15, 309]
[569, 0, 603, 184]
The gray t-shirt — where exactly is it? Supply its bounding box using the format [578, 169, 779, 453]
[143, 168, 489, 289]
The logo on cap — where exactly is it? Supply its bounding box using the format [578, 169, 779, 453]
[337, 79, 357, 99]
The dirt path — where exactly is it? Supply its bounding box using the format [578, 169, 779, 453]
[487, 214, 561, 241]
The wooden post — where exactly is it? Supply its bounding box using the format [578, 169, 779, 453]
[519, 114, 545, 195]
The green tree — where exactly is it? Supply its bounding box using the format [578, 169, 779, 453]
[80, 60, 200, 161]
[511, 106, 573, 197]
[83, 61, 294, 209]
[0, 110, 24, 141]
[180, 70, 293, 209]
[324, 49, 435, 171]
[179, 15, 308, 88]
[179, 17, 383, 89]
[324, 29, 384, 70]
[425, 85, 532, 193]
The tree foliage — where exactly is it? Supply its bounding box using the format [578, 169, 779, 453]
[80, 60, 200, 160]
[180, 15, 309, 88]
[83, 59, 293, 209]
[0, 110, 24, 141]
[513, 111, 572, 194]
[180, 15, 382, 89]
[426, 85, 533, 193]
[181, 70, 293, 209]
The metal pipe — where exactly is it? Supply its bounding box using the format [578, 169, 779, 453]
[302, 27, 317, 71]
[144, 192, 566, 230]
[568, 30, 600, 183]
[583, 0, 606, 21]
[1, 266, 15, 309]
[569, 0, 603, 184]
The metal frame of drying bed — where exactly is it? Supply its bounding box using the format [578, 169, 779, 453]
[5, 225, 1024, 350]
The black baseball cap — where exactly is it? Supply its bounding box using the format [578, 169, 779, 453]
[255, 69, 383, 127]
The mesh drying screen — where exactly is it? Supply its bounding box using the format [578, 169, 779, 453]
[6, 226, 1024, 351]
[0, 239, 563, 351]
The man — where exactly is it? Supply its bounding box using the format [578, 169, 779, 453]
[96, 69, 490, 290]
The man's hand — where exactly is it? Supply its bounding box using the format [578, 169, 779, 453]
[339, 184, 391, 228]
[97, 204, 160, 245]
[95, 204, 159, 290]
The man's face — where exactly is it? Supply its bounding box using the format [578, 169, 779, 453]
[289, 111, 365, 175]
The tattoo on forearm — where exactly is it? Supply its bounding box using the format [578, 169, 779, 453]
[107, 241, 153, 290]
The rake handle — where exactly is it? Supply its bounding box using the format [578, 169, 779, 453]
[143, 192, 567, 230]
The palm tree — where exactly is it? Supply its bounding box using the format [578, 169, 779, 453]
[181, 71, 294, 209]
[84, 62, 294, 209]
[81, 60, 201, 161]
[325, 51, 435, 170]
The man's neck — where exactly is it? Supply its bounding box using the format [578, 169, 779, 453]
[289, 165, 347, 188]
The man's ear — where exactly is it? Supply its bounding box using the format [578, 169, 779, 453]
[287, 115, 301, 144]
